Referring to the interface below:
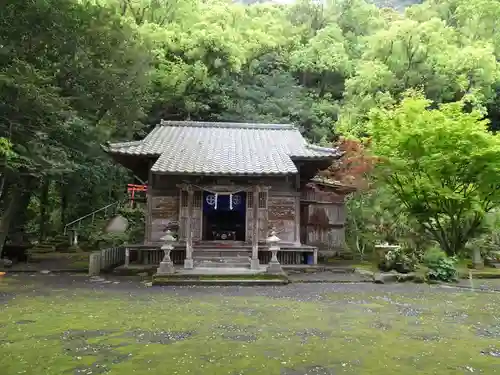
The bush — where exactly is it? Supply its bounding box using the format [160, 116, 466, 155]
[378, 246, 417, 273]
[422, 246, 458, 282]
[88, 231, 129, 250]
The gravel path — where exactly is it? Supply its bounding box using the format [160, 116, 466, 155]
[4, 272, 498, 299]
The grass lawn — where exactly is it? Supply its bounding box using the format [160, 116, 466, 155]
[1, 277, 499, 375]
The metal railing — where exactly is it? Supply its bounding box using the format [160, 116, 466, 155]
[63, 201, 120, 235]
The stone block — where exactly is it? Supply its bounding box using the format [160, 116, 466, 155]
[105, 215, 128, 233]
[267, 262, 283, 274]
[157, 261, 175, 275]
[184, 259, 194, 269]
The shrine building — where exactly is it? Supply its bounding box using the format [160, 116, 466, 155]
[104, 121, 350, 268]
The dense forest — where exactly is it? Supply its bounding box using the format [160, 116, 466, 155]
[2, 0, 500, 267]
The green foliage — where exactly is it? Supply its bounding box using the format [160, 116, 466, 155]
[117, 206, 146, 244]
[368, 94, 500, 256]
[422, 246, 458, 282]
[4, 0, 500, 253]
[465, 210, 500, 262]
[378, 245, 418, 273]
[345, 186, 431, 260]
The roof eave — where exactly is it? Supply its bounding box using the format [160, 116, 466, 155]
[149, 170, 297, 177]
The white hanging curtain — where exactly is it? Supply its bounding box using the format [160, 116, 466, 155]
[194, 185, 251, 211]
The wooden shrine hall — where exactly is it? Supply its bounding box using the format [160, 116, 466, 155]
[104, 121, 351, 270]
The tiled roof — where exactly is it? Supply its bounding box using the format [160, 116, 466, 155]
[106, 121, 339, 175]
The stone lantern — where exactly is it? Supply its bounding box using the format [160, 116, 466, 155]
[266, 228, 282, 274]
[157, 230, 176, 275]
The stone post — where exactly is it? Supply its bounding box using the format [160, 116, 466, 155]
[73, 230, 78, 246]
[124, 247, 130, 268]
[266, 228, 282, 274]
[472, 248, 484, 269]
[88, 252, 101, 276]
[251, 185, 260, 270]
[157, 230, 176, 274]
[184, 188, 194, 269]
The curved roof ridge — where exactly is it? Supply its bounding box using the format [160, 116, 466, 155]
[159, 120, 296, 130]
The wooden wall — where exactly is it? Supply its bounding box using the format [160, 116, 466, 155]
[300, 184, 348, 251]
[267, 195, 297, 243]
[149, 195, 179, 243]
[147, 174, 299, 244]
[302, 203, 346, 249]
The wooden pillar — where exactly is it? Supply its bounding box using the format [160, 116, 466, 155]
[250, 185, 260, 269]
[184, 186, 194, 269]
[294, 170, 301, 245]
[145, 163, 153, 244]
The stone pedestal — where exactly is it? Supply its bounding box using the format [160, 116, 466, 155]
[157, 261, 175, 274]
[156, 230, 176, 275]
[184, 258, 194, 269]
[266, 229, 282, 274]
[250, 258, 260, 270]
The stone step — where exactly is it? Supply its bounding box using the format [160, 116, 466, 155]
[153, 278, 288, 286]
[194, 261, 250, 269]
[194, 256, 250, 262]
[192, 251, 250, 258]
[153, 271, 289, 286]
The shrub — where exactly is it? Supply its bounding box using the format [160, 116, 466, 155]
[378, 246, 417, 273]
[422, 246, 458, 282]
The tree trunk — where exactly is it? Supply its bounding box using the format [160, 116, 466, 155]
[0, 187, 22, 256]
[9, 189, 34, 244]
[60, 181, 67, 231]
[39, 178, 50, 241]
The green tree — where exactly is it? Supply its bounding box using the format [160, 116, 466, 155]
[0, 0, 152, 248]
[368, 93, 500, 256]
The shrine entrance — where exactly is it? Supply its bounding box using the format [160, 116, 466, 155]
[202, 191, 246, 241]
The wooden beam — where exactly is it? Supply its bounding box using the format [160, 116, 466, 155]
[184, 185, 194, 269]
[250, 185, 260, 270]
[294, 170, 301, 245]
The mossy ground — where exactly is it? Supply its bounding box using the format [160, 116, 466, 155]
[8, 252, 91, 271]
[1, 276, 499, 375]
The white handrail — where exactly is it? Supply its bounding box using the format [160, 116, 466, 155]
[63, 201, 120, 234]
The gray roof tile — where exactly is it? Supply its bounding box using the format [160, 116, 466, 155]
[107, 121, 339, 175]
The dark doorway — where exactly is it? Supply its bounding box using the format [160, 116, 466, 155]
[203, 191, 246, 241]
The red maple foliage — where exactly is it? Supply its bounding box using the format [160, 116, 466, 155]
[320, 137, 378, 190]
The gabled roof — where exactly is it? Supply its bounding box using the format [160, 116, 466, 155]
[105, 121, 339, 176]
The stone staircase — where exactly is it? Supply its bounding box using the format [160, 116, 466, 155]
[29, 234, 71, 254]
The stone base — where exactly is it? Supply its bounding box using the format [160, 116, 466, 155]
[250, 258, 260, 270]
[473, 262, 485, 270]
[267, 261, 283, 274]
[157, 261, 175, 275]
[184, 258, 194, 269]
[152, 271, 289, 286]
